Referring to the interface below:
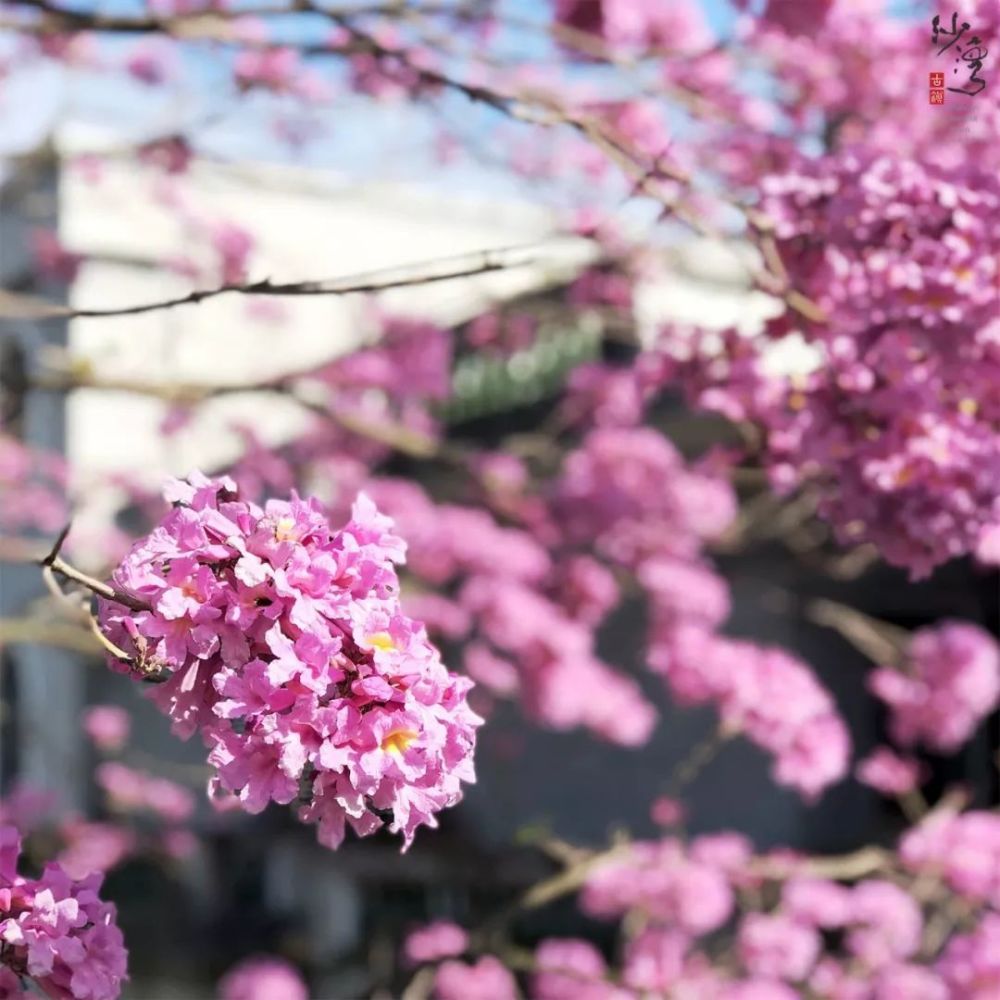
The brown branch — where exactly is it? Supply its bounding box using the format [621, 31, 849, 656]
[806, 597, 910, 667]
[38, 524, 152, 612]
[0, 615, 104, 656]
[4, 1, 828, 325]
[1, 248, 539, 321]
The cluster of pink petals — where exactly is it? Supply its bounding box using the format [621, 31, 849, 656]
[56, 822, 137, 883]
[581, 836, 736, 936]
[217, 955, 308, 1000]
[0, 826, 127, 1000]
[739, 878, 926, 991]
[533, 938, 626, 1000]
[95, 763, 195, 824]
[413, 856, 1000, 999]
[97, 473, 480, 851]
[554, 0, 712, 54]
[936, 911, 1000, 999]
[868, 621, 1000, 753]
[210, 223, 255, 286]
[30, 227, 82, 284]
[313, 316, 453, 444]
[737, 911, 821, 982]
[682, 154, 1000, 577]
[403, 921, 468, 965]
[761, 154, 1000, 575]
[81, 707, 131, 753]
[432, 954, 517, 1000]
[900, 809, 1000, 908]
[365, 476, 658, 747]
[232, 43, 330, 101]
[651, 631, 850, 799]
[855, 746, 923, 797]
[0, 433, 69, 537]
[739, 0, 999, 175]
[553, 427, 736, 570]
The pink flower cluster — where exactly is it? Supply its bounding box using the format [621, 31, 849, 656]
[95, 763, 195, 824]
[695, 154, 1000, 577]
[901, 809, 1000, 908]
[936, 911, 1000, 999]
[365, 476, 658, 747]
[868, 621, 1000, 753]
[81, 706, 131, 753]
[855, 746, 922, 798]
[217, 955, 308, 1000]
[650, 632, 850, 799]
[432, 955, 517, 1000]
[97, 473, 481, 850]
[0, 433, 69, 537]
[0, 826, 127, 1000]
[581, 836, 739, 936]
[404, 921, 468, 964]
[411, 827, 1000, 999]
[553, 427, 736, 570]
[554, 0, 712, 54]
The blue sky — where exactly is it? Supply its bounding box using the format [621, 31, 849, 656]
[0, 0, 927, 201]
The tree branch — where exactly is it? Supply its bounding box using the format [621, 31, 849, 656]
[0, 248, 540, 321]
[39, 524, 152, 612]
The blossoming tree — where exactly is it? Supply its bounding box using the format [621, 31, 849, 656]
[1, 0, 998, 997]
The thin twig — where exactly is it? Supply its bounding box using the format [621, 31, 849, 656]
[38, 524, 152, 612]
[3, 249, 539, 322]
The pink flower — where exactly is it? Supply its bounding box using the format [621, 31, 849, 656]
[869, 622, 1000, 753]
[211, 223, 255, 285]
[124, 41, 174, 85]
[781, 877, 852, 928]
[622, 928, 691, 994]
[845, 880, 922, 966]
[57, 821, 136, 880]
[81, 707, 130, 753]
[218, 955, 308, 1000]
[652, 634, 850, 800]
[872, 963, 947, 1000]
[0, 826, 127, 1000]
[30, 228, 82, 283]
[554, 0, 712, 54]
[554, 428, 736, 569]
[760, 0, 834, 36]
[650, 795, 685, 827]
[936, 911, 1000, 999]
[900, 810, 1000, 907]
[0, 784, 58, 835]
[404, 921, 468, 964]
[683, 154, 1000, 577]
[432, 955, 517, 1000]
[98, 475, 481, 851]
[856, 746, 923, 796]
[533, 939, 623, 1000]
[737, 911, 821, 981]
[582, 837, 733, 936]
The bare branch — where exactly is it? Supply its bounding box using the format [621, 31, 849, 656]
[35, 525, 152, 612]
[0, 248, 540, 321]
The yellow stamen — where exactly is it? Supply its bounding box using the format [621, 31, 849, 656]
[274, 516, 298, 542]
[365, 631, 396, 652]
[381, 728, 419, 755]
[787, 392, 807, 411]
[958, 398, 978, 416]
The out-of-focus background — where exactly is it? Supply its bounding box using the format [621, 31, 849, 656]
[1, 0, 997, 996]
